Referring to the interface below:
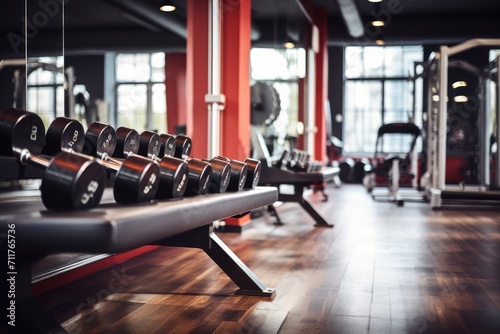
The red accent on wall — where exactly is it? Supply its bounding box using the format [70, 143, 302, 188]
[187, 0, 209, 158]
[32, 246, 159, 296]
[221, 0, 252, 227]
[165, 53, 187, 135]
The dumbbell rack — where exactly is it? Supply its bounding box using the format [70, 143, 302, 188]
[258, 160, 338, 227]
[0, 161, 278, 333]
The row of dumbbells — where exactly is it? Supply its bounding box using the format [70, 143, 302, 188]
[0, 107, 261, 211]
[274, 149, 322, 173]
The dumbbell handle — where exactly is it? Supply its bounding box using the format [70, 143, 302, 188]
[19, 148, 50, 167]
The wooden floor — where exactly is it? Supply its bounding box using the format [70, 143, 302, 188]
[35, 184, 500, 333]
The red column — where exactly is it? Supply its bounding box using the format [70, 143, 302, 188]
[165, 53, 187, 135]
[186, 0, 209, 158]
[313, 9, 328, 164]
[220, 0, 252, 229]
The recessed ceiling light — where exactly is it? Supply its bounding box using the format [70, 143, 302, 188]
[368, 0, 383, 2]
[454, 95, 468, 103]
[452, 81, 467, 89]
[160, 3, 176, 12]
[371, 20, 385, 27]
[284, 41, 296, 49]
[375, 39, 385, 45]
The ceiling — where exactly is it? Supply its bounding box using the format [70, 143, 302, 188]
[1, 0, 500, 58]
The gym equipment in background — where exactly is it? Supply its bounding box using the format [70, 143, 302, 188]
[423, 39, 500, 208]
[364, 122, 425, 206]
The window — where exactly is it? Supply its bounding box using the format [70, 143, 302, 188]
[26, 56, 65, 125]
[250, 48, 305, 154]
[343, 46, 423, 153]
[115, 53, 166, 133]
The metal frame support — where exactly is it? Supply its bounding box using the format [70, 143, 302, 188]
[206, 0, 225, 158]
[497, 54, 500, 188]
[157, 224, 275, 296]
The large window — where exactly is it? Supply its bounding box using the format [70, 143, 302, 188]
[343, 46, 423, 153]
[26, 56, 65, 125]
[115, 53, 166, 133]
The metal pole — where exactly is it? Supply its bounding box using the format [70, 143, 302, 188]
[479, 76, 489, 187]
[306, 48, 316, 157]
[437, 46, 448, 191]
[207, 0, 223, 158]
[497, 54, 500, 187]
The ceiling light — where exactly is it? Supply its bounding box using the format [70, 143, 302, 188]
[371, 20, 385, 27]
[160, 2, 176, 12]
[452, 81, 467, 89]
[375, 39, 385, 45]
[284, 41, 296, 49]
[432, 95, 440, 102]
[454, 95, 468, 103]
[368, 0, 383, 2]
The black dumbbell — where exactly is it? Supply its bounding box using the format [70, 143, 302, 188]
[274, 150, 289, 169]
[158, 134, 176, 158]
[183, 158, 212, 196]
[79, 122, 161, 204]
[173, 134, 192, 159]
[116, 127, 189, 199]
[213, 156, 248, 191]
[0, 109, 106, 211]
[113, 126, 140, 159]
[134, 131, 210, 196]
[243, 158, 261, 189]
[202, 158, 231, 193]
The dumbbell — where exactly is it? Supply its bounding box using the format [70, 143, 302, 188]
[78, 122, 161, 204]
[0, 108, 106, 211]
[213, 156, 248, 191]
[134, 130, 211, 196]
[115, 128, 188, 199]
[202, 158, 231, 193]
[215, 156, 261, 190]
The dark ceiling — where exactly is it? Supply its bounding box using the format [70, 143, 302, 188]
[1, 0, 500, 58]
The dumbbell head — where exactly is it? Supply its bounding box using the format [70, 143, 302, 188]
[110, 154, 160, 203]
[44, 117, 85, 155]
[114, 127, 140, 158]
[174, 135, 192, 159]
[0, 107, 45, 156]
[0, 109, 106, 211]
[138, 130, 161, 159]
[155, 156, 189, 199]
[214, 156, 248, 191]
[81, 123, 161, 204]
[203, 158, 231, 193]
[244, 158, 261, 189]
[158, 134, 176, 158]
[83, 122, 116, 158]
[184, 158, 212, 196]
[40, 151, 106, 210]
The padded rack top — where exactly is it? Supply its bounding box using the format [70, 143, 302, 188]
[0, 186, 278, 257]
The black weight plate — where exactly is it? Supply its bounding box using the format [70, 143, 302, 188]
[113, 155, 160, 203]
[41, 152, 106, 210]
[45, 117, 85, 155]
[0, 108, 46, 156]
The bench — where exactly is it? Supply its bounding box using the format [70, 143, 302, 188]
[0, 186, 278, 334]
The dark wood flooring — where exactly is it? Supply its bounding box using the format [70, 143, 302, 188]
[35, 184, 500, 333]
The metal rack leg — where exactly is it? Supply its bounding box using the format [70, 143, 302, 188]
[157, 224, 275, 297]
[300, 197, 334, 228]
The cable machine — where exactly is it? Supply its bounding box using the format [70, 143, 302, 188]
[424, 39, 500, 208]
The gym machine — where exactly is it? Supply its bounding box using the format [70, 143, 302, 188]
[365, 122, 425, 206]
[0, 107, 278, 333]
[423, 39, 500, 208]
